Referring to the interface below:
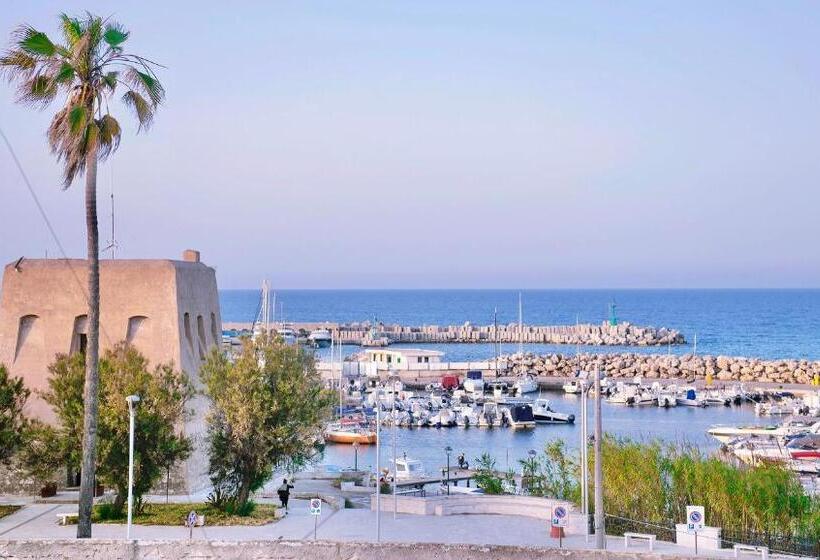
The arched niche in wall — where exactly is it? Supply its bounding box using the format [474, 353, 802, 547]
[15, 314, 43, 363]
[196, 315, 207, 360]
[183, 312, 194, 353]
[126, 316, 150, 347]
[210, 312, 219, 345]
[70, 315, 88, 356]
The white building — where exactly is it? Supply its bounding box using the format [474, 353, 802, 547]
[365, 348, 444, 369]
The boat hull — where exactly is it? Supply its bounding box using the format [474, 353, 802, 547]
[324, 430, 377, 444]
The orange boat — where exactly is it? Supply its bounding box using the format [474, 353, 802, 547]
[324, 422, 378, 444]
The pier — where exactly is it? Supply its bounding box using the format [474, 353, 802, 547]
[223, 320, 685, 347]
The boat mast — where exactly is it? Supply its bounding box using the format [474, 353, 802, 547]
[494, 307, 499, 377]
[518, 292, 523, 355]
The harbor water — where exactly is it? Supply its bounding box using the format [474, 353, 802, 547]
[316, 391, 761, 474]
[219, 289, 816, 470]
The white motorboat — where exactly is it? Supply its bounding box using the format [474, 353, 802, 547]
[463, 370, 485, 394]
[633, 390, 657, 406]
[455, 405, 479, 427]
[657, 392, 677, 408]
[514, 375, 539, 395]
[707, 419, 820, 444]
[563, 379, 582, 394]
[507, 404, 536, 429]
[478, 402, 502, 428]
[393, 456, 426, 480]
[677, 388, 708, 407]
[308, 328, 332, 348]
[532, 398, 575, 424]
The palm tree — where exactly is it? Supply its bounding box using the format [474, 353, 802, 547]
[1, 14, 163, 538]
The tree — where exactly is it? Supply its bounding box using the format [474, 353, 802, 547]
[0, 364, 29, 464]
[202, 334, 333, 510]
[41, 344, 192, 516]
[0, 14, 164, 537]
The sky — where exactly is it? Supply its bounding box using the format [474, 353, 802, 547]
[1, 1, 820, 289]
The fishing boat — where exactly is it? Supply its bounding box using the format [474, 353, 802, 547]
[514, 375, 539, 395]
[532, 398, 575, 424]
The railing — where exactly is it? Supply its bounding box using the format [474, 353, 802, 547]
[605, 514, 676, 543]
[720, 528, 819, 558]
[605, 514, 819, 558]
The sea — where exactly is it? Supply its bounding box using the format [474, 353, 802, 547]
[218, 289, 820, 472]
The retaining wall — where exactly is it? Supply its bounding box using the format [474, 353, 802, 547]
[0, 539, 701, 560]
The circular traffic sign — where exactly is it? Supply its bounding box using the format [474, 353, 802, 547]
[554, 506, 567, 519]
[689, 510, 702, 523]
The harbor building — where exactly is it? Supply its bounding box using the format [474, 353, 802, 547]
[0, 249, 220, 492]
[365, 348, 444, 369]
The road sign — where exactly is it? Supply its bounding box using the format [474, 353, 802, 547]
[310, 498, 322, 516]
[552, 505, 568, 528]
[185, 510, 198, 527]
[686, 505, 705, 533]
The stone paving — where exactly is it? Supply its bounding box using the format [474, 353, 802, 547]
[0, 498, 802, 559]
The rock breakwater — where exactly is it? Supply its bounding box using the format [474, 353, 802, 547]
[508, 353, 820, 385]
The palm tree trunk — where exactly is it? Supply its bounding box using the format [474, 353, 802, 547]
[77, 149, 100, 538]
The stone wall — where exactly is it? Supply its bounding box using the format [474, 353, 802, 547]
[508, 352, 820, 385]
[0, 539, 700, 560]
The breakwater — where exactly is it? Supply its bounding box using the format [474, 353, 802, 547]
[223, 321, 685, 347]
[508, 352, 820, 385]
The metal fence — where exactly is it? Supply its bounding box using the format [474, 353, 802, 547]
[720, 528, 819, 558]
[604, 514, 819, 559]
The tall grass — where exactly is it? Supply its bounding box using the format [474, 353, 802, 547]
[531, 435, 819, 540]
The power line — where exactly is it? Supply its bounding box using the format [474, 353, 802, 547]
[0, 123, 111, 345]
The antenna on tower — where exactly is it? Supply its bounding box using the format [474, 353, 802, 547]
[102, 164, 118, 259]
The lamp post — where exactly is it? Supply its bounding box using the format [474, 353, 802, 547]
[392, 377, 399, 520]
[125, 394, 140, 540]
[527, 448, 537, 494]
[376, 403, 381, 543]
[352, 441, 359, 472]
[444, 446, 452, 495]
[593, 365, 605, 549]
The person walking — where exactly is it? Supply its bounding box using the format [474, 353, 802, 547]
[277, 478, 294, 513]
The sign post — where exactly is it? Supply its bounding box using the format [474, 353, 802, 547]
[185, 510, 198, 540]
[552, 505, 568, 548]
[310, 498, 322, 540]
[686, 505, 705, 555]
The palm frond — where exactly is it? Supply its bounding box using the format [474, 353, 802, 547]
[96, 114, 121, 159]
[18, 73, 58, 106]
[0, 49, 37, 79]
[124, 66, 164, 105]
[103, 23, 129, 48]
[59, 14, 82, 47]
[102, 71, 118, 91]
[13, 25, 56, 57]
[54, 62, 75, 84]
[122, 90, 154, 130]
[68, 105, 88, 135]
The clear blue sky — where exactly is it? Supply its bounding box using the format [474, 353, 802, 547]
[2, 2, 819, 288]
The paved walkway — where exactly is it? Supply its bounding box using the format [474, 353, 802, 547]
[0, 499, 802, 559]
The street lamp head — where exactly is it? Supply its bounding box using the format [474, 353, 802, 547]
[352, 441, 359, 449]
[126, 394, 140, 407]
[445, 445, 452, 453]
[528, 449, 537, 457]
